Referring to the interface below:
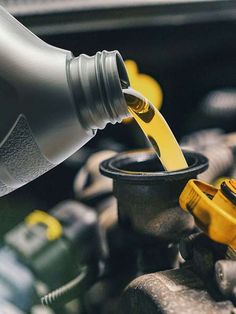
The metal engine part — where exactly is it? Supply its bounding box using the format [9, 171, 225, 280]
[118, 267, 234, 314]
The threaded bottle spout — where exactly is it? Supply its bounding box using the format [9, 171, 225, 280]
[69, 50, 130, 130]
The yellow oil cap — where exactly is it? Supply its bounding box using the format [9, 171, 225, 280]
[179, 179, 236, 249]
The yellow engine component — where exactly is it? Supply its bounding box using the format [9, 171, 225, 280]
[179, 179, 236, 249]
[25, 210, 62, 241]
[124, 60, 163, 122]
[213, 177, 231, 189]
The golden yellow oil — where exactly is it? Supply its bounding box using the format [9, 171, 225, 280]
[124, 88, 188, 171]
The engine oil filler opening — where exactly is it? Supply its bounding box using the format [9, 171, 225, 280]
[100, 150, 209, 182]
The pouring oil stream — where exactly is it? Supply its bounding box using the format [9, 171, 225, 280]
[123, 88, 188, 171]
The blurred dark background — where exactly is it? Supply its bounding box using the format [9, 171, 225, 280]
[0, 0, 235, 236]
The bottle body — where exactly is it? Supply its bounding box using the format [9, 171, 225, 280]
[0, 6, 129, 196]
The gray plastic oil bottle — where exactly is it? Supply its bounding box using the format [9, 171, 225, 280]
[0, 6, 130, 197]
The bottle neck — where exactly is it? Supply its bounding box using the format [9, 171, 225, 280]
[69, 50, 130, 130]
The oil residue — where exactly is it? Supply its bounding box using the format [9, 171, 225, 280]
[124, 88, 188, 171]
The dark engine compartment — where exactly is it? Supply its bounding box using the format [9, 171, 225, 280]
[0, 1, 236, 313]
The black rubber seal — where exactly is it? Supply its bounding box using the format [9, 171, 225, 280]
[100, 149, 208, 183]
